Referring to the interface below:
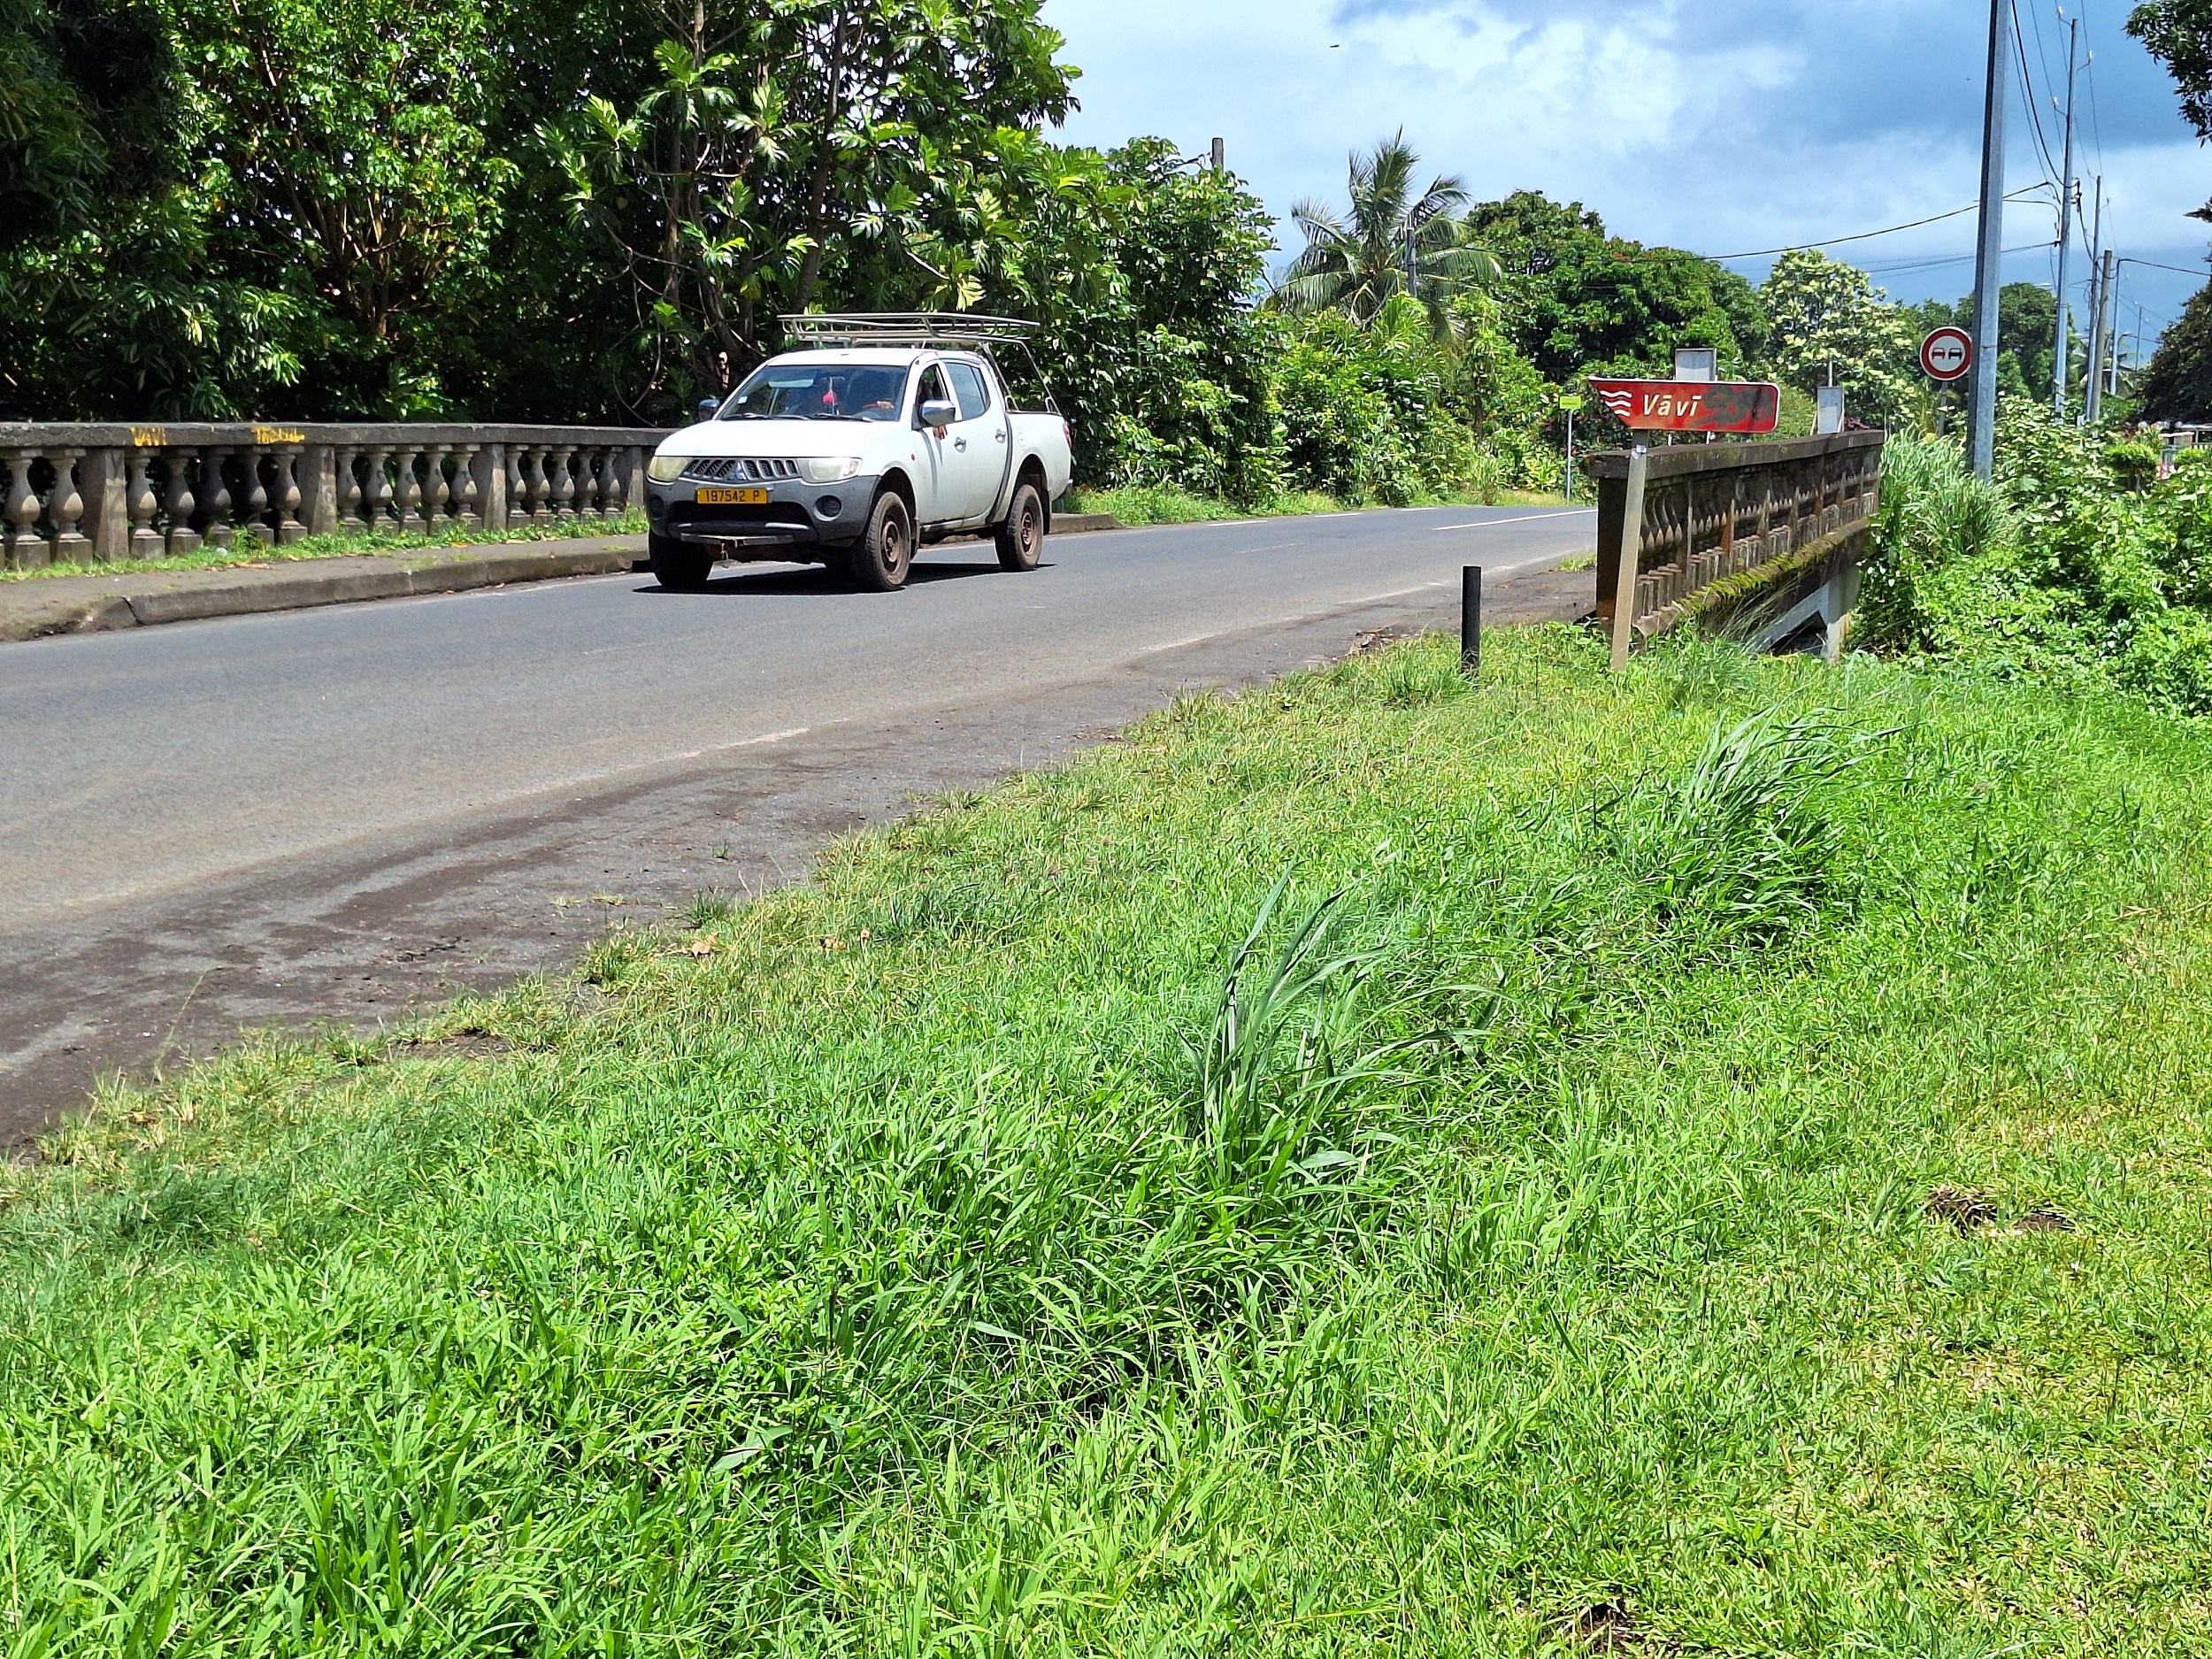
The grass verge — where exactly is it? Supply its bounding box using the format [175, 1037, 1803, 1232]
[1070, 483, 1567, 526]
[0, 513, 647, 584]
[5, 628, 2211, 1654]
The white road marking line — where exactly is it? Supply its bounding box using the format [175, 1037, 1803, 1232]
[1428, 509, 1599, 531]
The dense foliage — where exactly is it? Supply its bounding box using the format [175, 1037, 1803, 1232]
[1861, 404, 2212, 712]
[2137, 277, 2212, 420]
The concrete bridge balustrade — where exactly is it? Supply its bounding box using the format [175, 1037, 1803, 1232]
[0, 423, 673, 569]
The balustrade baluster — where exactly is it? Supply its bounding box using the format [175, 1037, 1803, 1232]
[49, 450, 88, 561]
[365, 447, 396, 533]
[597, 448, 624, 519]
[239, 446, 271, 547]
[275, 447, 305, 543]
[525, 449, 551, 526]
[453, 445, 481, 532]
[576, 449, 602, 522]
[396, 447, 426, 534]
[337, 447, 365, 533]
[164, 449, 201, 556]
[425, 447, 450, 531]
[4, 450, 42, 567]
[548, 448, 576, 524]
[126, 452, 164, 559]
[201, 449, 234, 550]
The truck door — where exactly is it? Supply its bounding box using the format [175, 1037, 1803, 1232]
[910, 362, 958, 525]
[940, 360, 1007, 525]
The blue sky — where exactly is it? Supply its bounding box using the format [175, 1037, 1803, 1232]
[1041, 0, 2208, 365]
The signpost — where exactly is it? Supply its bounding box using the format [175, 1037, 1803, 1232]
[1586, 378, 1781, 434]
[1920, 326, 1973, 382]
[1558, 394, 1583, 502]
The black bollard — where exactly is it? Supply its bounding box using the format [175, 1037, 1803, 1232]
[1461, 565, 1482, 678]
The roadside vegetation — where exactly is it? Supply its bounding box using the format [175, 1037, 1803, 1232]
[7, 626, 2211, 1653]
[1065, 483, 1566, 527]
[1861, 398, 2212, 712]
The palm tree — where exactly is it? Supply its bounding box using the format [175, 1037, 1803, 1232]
[1273, 133, 1498, 327]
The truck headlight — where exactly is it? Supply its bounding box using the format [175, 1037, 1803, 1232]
[798, 457, 863, 483]
[646, 453, 687, 483]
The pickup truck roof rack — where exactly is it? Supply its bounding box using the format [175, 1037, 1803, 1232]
[780, 312, 1039, 348]
[779, 312, 1060, 415]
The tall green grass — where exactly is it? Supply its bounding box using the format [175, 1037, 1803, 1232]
[4, 627, 2211, 1655]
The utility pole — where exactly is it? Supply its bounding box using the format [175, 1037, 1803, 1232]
[2051, 16, 2078, 416]
[2085, 247, 2117, 421]
[2080, 179, 2103, 423]
[1969, 0, 2009, 478]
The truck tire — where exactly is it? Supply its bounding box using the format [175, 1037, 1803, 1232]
[649, 532, 715, 591]
[849, 490, 913, 591]
[995, 480, 1045, 572]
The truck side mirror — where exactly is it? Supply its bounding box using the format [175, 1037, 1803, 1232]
[917, 398, 957, 431]
[697, 397, 720, 420]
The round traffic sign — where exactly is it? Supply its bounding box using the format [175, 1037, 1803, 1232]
[1921, 326, 1973, 381]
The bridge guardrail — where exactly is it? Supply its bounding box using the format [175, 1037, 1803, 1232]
[1586, 430, 1886, 665]
[0, 423, 674, 568]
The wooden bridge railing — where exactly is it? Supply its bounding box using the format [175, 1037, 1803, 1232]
[1586, 431, 1886, 665]
[0, 422, 674, 569]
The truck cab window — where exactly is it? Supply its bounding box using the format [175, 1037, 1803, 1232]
[947, 362, 991, 422]
[915, 365, 951, 423]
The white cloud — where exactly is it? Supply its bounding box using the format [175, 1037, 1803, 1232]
[1043, 0, 2209, 331]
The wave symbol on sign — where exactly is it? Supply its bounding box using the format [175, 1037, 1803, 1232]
[1596, 388, 1635, 418]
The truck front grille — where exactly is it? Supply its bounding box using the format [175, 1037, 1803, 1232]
[682, 457, 801, 483]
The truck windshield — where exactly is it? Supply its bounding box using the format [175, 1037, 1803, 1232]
[721, 363, 909, 421]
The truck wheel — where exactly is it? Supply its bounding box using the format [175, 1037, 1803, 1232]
[849, 490, 913, 591]
[649, 532, 715, 591]
[995, 480, 1045, 572]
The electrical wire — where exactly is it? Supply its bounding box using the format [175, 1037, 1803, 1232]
[1860, 240, 2059, 278]
[2010, 0, 2064, 188]
[1703, 187, 2053, 262]
[2122, 257, 2212, 277]
[2077, 0, 2107, 173]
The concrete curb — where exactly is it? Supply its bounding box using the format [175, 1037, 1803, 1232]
[2, 515, 1131, 646]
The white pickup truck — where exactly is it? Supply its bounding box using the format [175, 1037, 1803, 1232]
[642, 315, 1075, 592]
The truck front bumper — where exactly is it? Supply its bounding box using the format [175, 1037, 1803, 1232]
[644, 476, 874, 556]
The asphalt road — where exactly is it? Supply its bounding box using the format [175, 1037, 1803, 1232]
[0, 503, 1596, 1136]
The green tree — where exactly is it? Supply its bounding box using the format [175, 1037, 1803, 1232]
[1759, 248, 1922, 430]
[2138, 278, 2212, 419]
[1274, 134, 1495, 328]
[168, 0, 519, 414]
[2130, 0, 2212, 141]
[546, 0, 1074, 405]
[0, 0, 304, 417]
[985, 138, 1283, 502]
[1463, 190, 1767, 383]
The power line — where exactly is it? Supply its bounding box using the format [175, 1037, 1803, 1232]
[2011, 0, 2064, 187]
[2121, 257, 2212, 278]
[1861, 240, 2058, 277]
[1703, 187, 2052, 262]
[2078, 0, 2107, 172]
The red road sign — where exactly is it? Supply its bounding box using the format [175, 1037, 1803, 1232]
[1586, 379, 1781, 434]
[1920, 326, 1973, 381]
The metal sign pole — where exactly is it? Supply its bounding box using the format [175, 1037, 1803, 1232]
[1609, 446, 1648, 671]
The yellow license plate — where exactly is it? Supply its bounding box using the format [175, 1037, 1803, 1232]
[695, 486, 769, 505]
